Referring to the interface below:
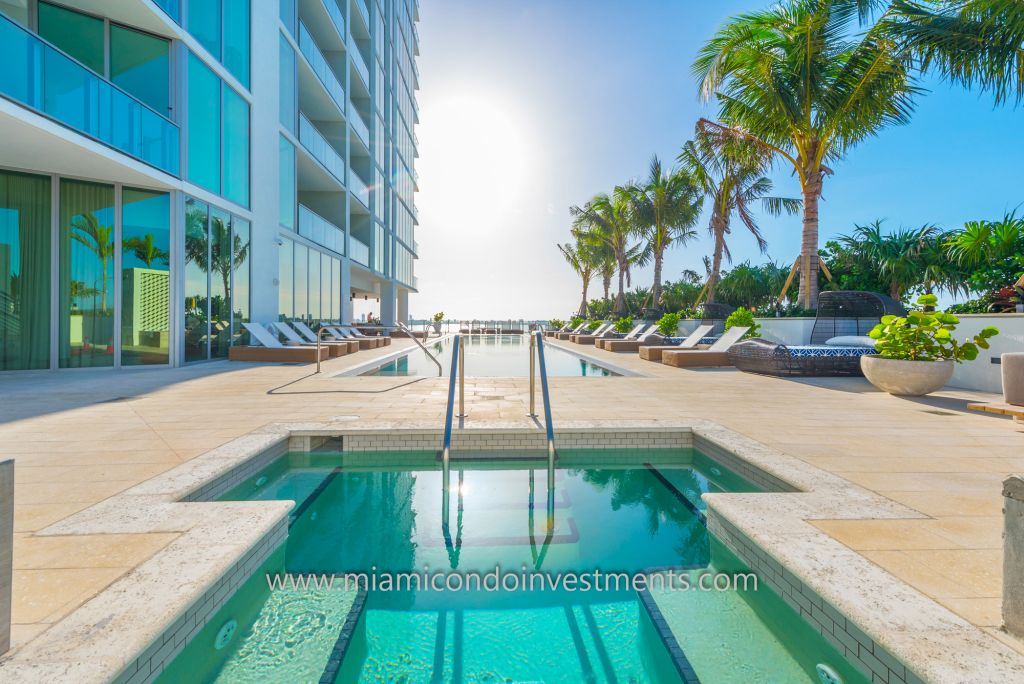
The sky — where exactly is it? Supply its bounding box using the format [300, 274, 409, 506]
[408, 0, 1024, 321]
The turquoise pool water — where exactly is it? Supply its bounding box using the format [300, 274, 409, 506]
[365, 334, 617, 377]
[158, 450, 868, 684]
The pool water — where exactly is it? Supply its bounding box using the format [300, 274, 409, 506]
[159, 450, 868, 684]
[365, 334, 617, 377]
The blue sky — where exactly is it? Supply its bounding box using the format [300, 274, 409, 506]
[409, 0, 1024, 320]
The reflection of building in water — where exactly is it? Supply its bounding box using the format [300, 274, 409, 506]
[122, 268, 171, 348]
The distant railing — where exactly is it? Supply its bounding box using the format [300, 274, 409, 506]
[350, 104, 370, 146]
[298, 22, 345, 111]
[0, 15, 180, 175]
[349, 169, 371, 208]
[298, 204, 345, 255]
[351, 44, 371, 89]
[299, 113, 345, 183]
[350, 234, 370, 266]
[322, 0, 346, 43]
[352, 0, 370, 27]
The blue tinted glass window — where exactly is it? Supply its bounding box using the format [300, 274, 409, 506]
[222, 85, 250, 207]
[110, 25, 170, 115]
[187, 52, 221, 193]
[279, 33, 296, 133]
[223, 0, 250, 87]
[187, 0, 221, 58]
[279, 136, 295, 229]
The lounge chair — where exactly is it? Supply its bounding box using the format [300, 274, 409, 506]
[556, 323, 587, 341]
[602, 325, 669, 353]
[545, 323, 572, 338]
[637, 325, 715, 361]
[728, 291, 906, 377]
[290, 321, 360, 354]
[344, 325, 392, 346]
[324, 325, 386, 350]
[660, 326, 750, 368]
[595, 323, 648, 350]
[276, 322, 357, 356]
[228, 323, 329, 363]
[570, 322, 614, 345]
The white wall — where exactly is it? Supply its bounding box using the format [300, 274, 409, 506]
[676, 314, 1024, 395]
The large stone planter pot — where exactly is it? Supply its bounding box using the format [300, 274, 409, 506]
[861, 355, 954, 396]
[1004, 353, 1024, 406]
[432, 322, 442, 335]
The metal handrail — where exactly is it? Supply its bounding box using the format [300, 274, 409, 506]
[441, 334, 462, 468]
[534, 332, 556, 462]
[397, 322, 442, 376]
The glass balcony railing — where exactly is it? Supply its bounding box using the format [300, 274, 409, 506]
[298, 22, 345, 112]
[299, 204, 345, 255]
[299, 113, 345, 183]
[353, 0, 370, 28]
[350, 104, 370, 146]
[0, 15, 180, 176]
[351, 44, 370, 89]
[323, 0, 346, 43]
[350, 234, 370, 267]
[349, 169, 370, 208]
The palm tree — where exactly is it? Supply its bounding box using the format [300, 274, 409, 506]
[557, 241, 595, 318]
[123, 234, 170, 268]
[624, 156, 702, 311]
[679, 132, 800, 304]
[694, 0, 922, 308]
[70, 213, 115, 312]
[947, 211, 1024, 293]
[570, 187, 647, 316]
[838, 221, 942, 301]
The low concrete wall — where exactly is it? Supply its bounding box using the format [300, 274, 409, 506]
[674, 313, 1024, 394]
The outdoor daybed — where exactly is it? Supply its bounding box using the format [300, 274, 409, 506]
[727, 291, 906, 377]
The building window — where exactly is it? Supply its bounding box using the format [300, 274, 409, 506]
[0, 170, 51, 371]
[280, 0, 296, 38]
[58, 179, 116, 368]
[184, 196, 250, 362]
[187, 0, 221, 64]
[278, 236, 293, 320]
[121, 188, 171, 366]
[223, 0, 250, 88]
[187, 53, 221, 194]
[223, 85, 250, 207]
[279, 136, 296, 229]
[293, 242, 308, 321]
[279, 33, 297, 134]
[37, 2, 105, 74]
[110, 24, 171, 115]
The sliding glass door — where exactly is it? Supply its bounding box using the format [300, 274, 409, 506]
[121, 189, 171, 366]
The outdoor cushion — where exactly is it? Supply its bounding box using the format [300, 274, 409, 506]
[787, 345, 876, 358]
[825, 335, 876, 348]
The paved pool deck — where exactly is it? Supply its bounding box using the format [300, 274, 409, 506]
[1, 335, 1022, 660]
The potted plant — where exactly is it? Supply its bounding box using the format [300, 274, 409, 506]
[569, 316, 584, 330]
[613, 315, 635, 335]
[861, 294, 999, 396]
[724, 307, 761, 339]
[585, 319, 604, 332]
[656, 312, 681, 337]
[432, 312, 445, 335]
[549, 318, 566, 331]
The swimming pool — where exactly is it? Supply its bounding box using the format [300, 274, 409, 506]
[158, 450, 867, 684]
[364, 334, 618, 377]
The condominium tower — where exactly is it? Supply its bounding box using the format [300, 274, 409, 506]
[0, 0, 419, 370]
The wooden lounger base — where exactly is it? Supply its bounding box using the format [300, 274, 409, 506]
[555, 333, 575, 340]
[570, 335, 602, 345]
[661, 350, 733, 368]
[228, 346, 329, 363]
[639, 346, 678, 362]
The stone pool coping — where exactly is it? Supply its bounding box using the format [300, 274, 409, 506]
[0, 419, 1021, 683]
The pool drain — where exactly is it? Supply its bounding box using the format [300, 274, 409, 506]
[816, 663, 843, 684]
[214, 619, 237, 650]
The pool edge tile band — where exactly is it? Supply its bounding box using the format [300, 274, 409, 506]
[318, 588, 369, 684]
[290, 466, 343, 526]
[644, 463, 707, 525]
[637, 587, 702, 684]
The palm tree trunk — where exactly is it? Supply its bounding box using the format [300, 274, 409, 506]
[797, 175, 822, 309]
[100, 257, 108, 312]
[614, 264, 626, 315]
[602, 274, 611, 301]
[707, 215, 727, 304]
[578, 278, 589, 318]
[652, 251, 664, 310]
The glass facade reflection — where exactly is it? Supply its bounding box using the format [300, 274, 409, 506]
[58, 179, 116, 368]
[121, 188, 171, 366]
[0, 170, 51, 371]
[184, 197, 210, 362]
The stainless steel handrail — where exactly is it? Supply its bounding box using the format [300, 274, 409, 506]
[528, 333, 537, 417]
[534, 332, 556, 463]
[441, 334, 462, 469]
[397, 321, 442, 376]
[315, 326, 337, 374]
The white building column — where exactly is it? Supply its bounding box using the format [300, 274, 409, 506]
[397, 288, 409, 323]
[380, 280, 397, 326]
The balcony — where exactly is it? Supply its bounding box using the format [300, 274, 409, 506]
[0, 15, 179, 176]
[350, 234, 370, 267]
[350, 104, 370, 147]
[298, 22, 345, 112]
[349, 169, 370, 208]
[352, 0, 370, 29]
[299, 113, 345, 184]
[299, 204, 345, 255]
[322, 0, 346, 44]
[351, 43, 370, 90]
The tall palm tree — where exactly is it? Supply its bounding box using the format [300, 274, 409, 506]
[70, 213, 115, 312]
[557, 241, 595, 318]
[838, 221, 939, 300]
[123, 234, 170, 268]
[679, 132, 800, 304]
[694, 0, 921, 308]
[570, 187, 647, 316]
[624, 156, 702, 311]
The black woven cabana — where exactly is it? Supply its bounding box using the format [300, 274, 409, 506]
[699, 302, 735, 336]
[727, 291, 906, 377]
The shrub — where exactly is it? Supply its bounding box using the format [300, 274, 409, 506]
[869, 294, 999, 362]
[569, 316, 584, 328]
[656, 312, 681, 337]
[586, 319, 604, 332]
[432, 311, 445, 323]
[549, 319, 566, 330]
[724, 307, 761, 339]
[613, 316, 634, 334]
